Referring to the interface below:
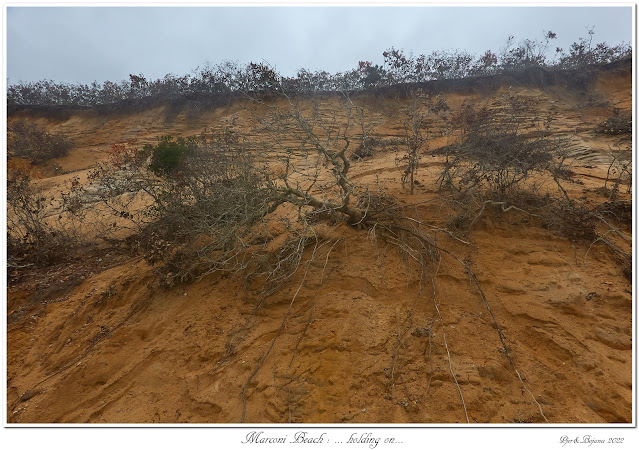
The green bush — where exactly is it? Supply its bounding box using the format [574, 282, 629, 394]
[145, 135, 195, 176]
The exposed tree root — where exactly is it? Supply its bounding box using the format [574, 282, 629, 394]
[287, 239, 340, 370]
[431, 265, 470, 423]
[465, 266, 549, 423]
[239, 237, 336, 423]
[379, 219, 549, 423]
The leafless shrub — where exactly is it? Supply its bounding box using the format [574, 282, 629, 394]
[77, 86, 384, 288]
[352, 136, 380, 160]
[603, 148, 632, 201]
[396, 91, 449, 194]
[432, 93, 624, 258]
[438, 94, 570, 202]
[83, 87, 445, 289]
[7, 120, 74, 164]
[6, 162, 80, 273]
[596, 200, 632, 227]
[85, 130, 277, 286]
[396, 94, 427, 194]
[248, 88, 376, 228]
[541, 200, 598, 242]
[594, 112, 632, 135]
[84, 87, 386, 287]
[555, 27, 632, 70]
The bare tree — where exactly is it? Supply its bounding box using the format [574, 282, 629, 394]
[250, 89, 373, 227]
[396, 90, 449, 194]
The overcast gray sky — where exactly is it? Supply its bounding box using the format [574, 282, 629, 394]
[5, 5, 633, 85]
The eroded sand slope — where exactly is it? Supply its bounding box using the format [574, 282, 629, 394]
[7, 65, 632, 423]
